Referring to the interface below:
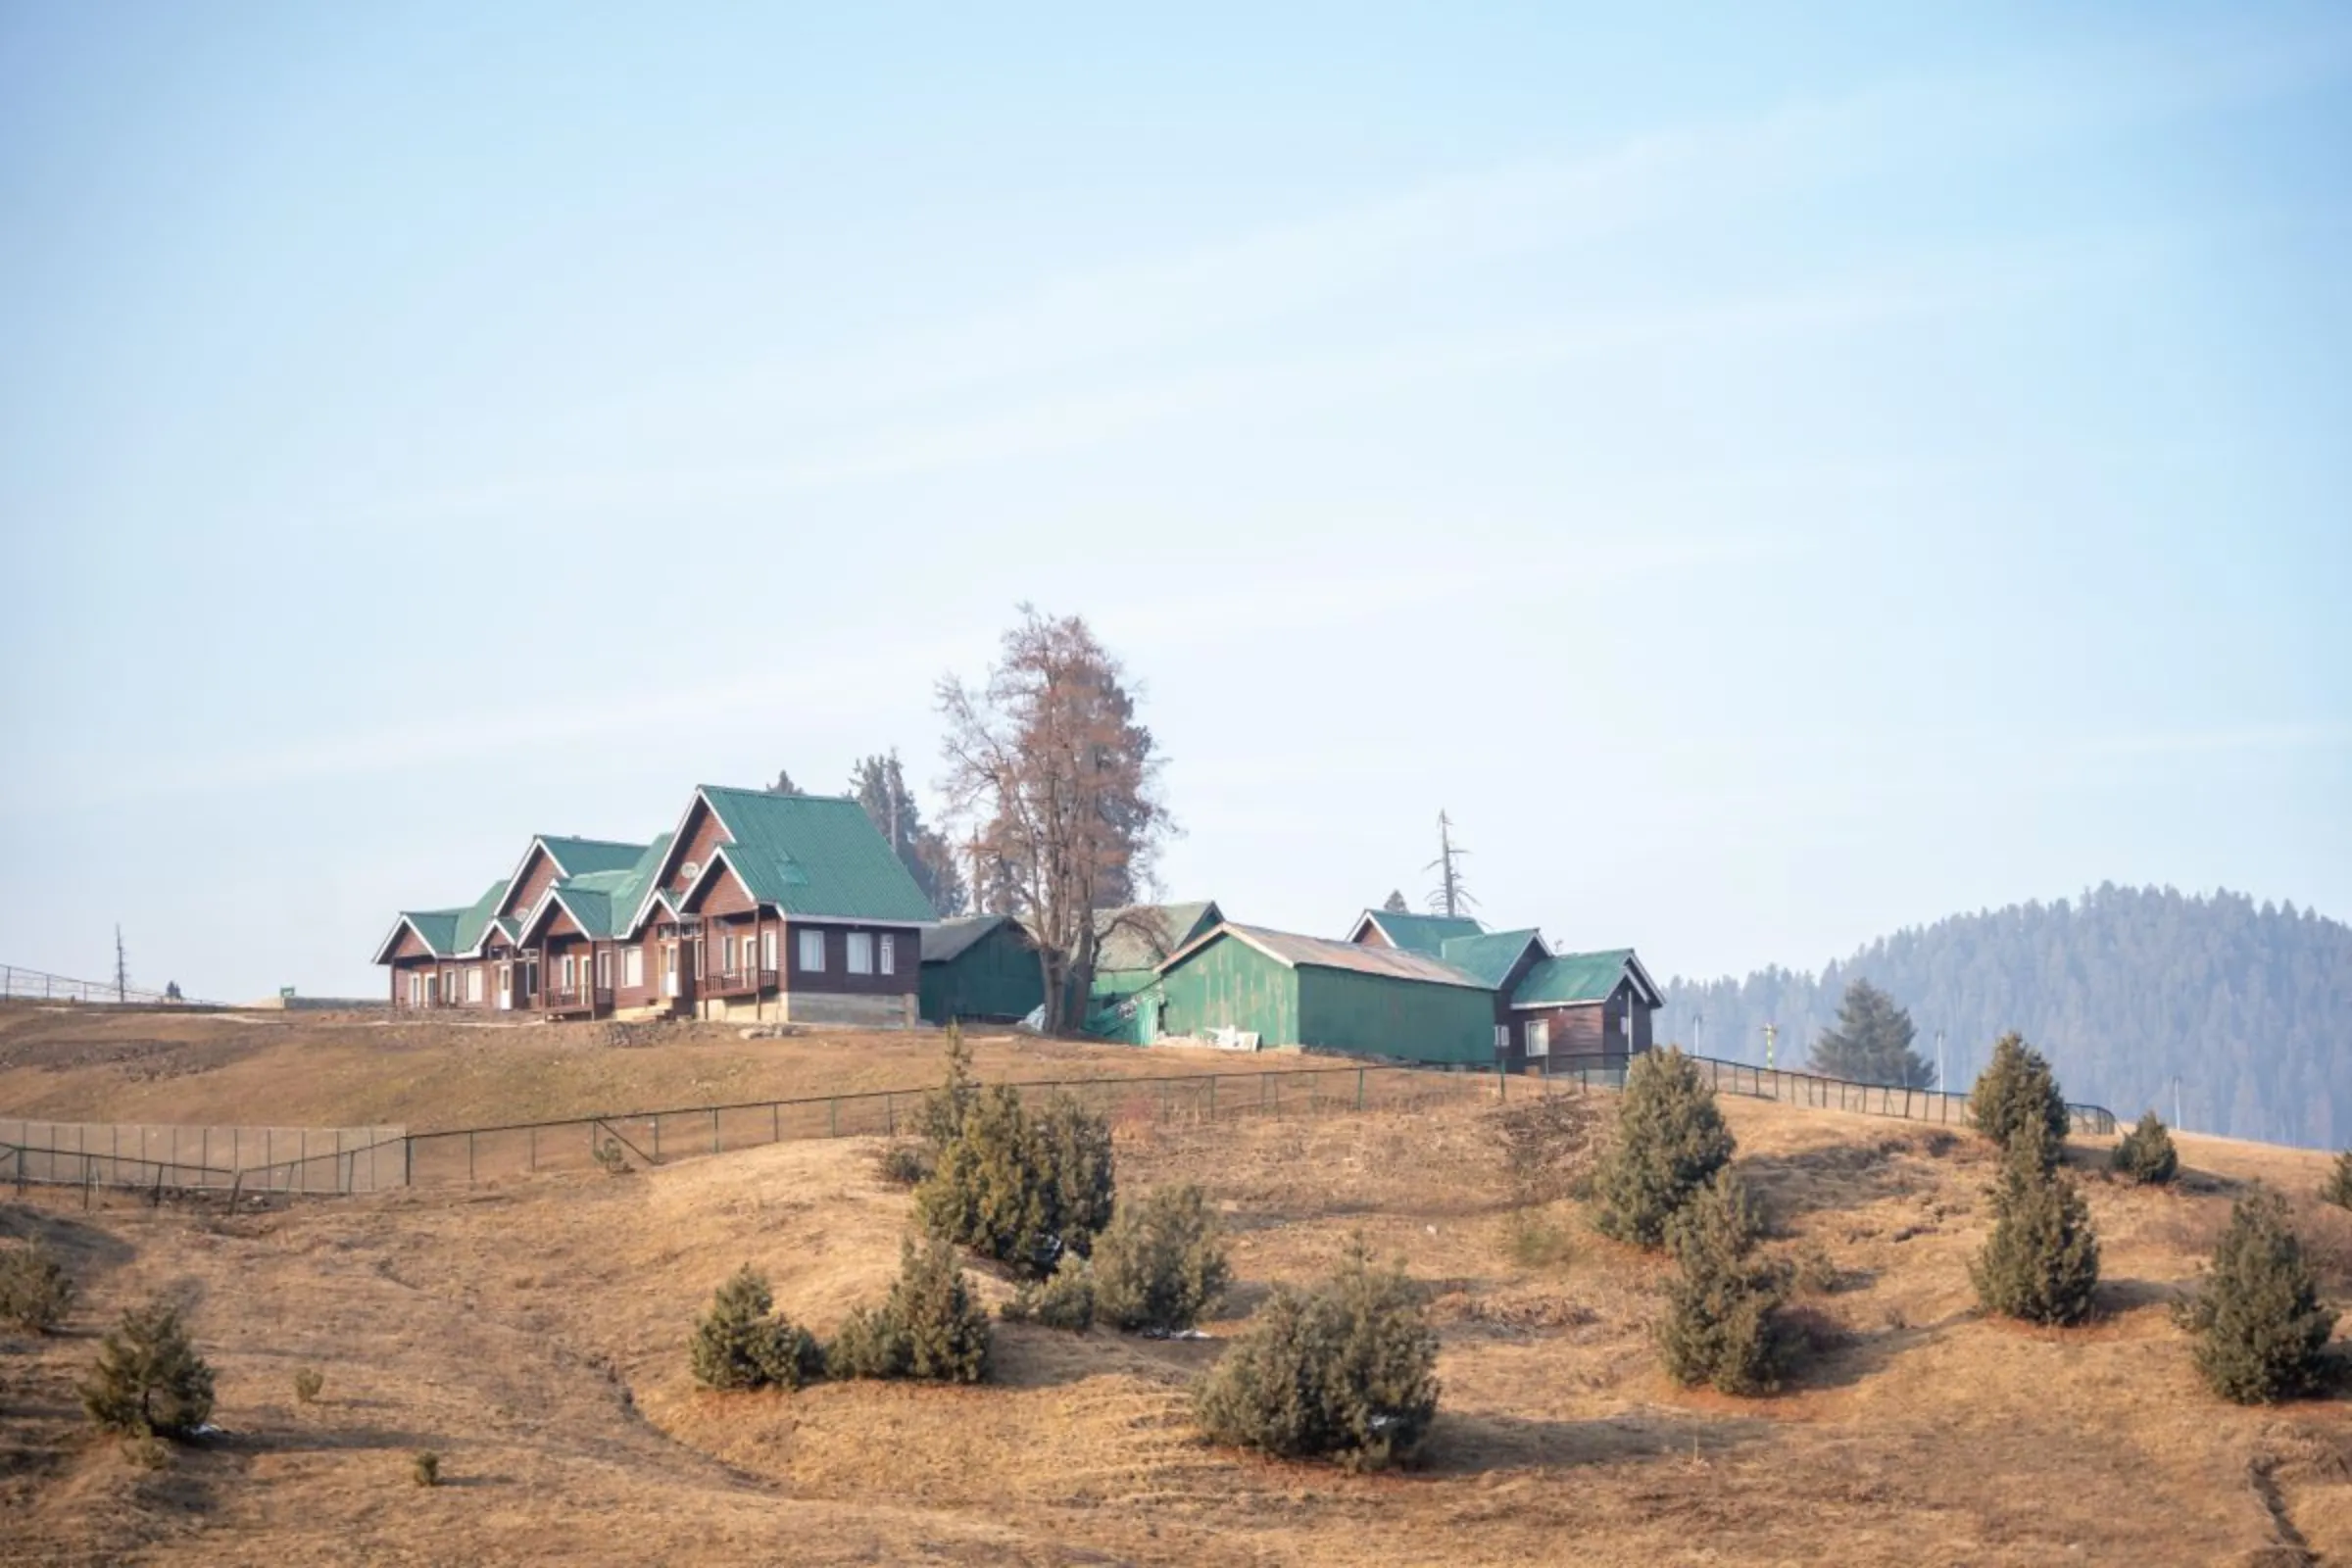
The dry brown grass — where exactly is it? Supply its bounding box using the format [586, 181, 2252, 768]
[2, 1026, 2348, 1565]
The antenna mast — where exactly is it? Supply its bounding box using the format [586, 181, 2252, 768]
[115, 924, 128, 1003]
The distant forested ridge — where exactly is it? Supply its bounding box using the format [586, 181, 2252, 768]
[1662, 886, 2352, 1151]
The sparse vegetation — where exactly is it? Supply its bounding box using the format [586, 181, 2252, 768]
[1592, 1047, 1735, 1248]
[1500, 1205, 1580, 1272]
[917, 1083, 1115, 1277]
[876, 1142, 930, 1187]
[916, 1022, 980, 1152]
[2323, 1150, 2352, 1211]
[1195, 1241, 1439, 1471]
[1970, 1120, 2100, 1326]
[79, 1300, 216, 1439]
[2174, 1188, 2339, 1404]
[1494, 1094, 1602, 1203]
[591, 1138, 630, 1176]
[2110, 1111, 2180, 1187]
[689, 1264, 822, 1392]
[1656, 1169, 1794, 1396]
[413, 1449, 441, 1488]
[0, 1240, 75, 1334]
[1968, 1032, 2069, 1165]
[293, 1366, 324, 1404]
[826, 1238, 991, 1384]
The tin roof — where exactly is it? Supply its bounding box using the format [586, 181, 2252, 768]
[1510, 949, 1661, 1008]
[1094, 901, 1221, 972]
[1354, 909, 1486, 955]
[1165, 922, 1492, 991]
[922, 913, 1022, 964]
[1437, 928, 1547, 989]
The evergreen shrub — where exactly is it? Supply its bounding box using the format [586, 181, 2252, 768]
[1592, 1048, 1735, 1248]
[80, 1301, 216, 1439]
[2174, 1188, 2338, 1403]
[689, 1265, 822, 1392]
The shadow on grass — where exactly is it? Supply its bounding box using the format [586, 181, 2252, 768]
[1737, 1144, 1932, 1222]
[1777, 1307, 1971, 1394]
[212, 1425, 447, 1457]
[1420, 1406, 1772, 1477]
[0, 1210, 138, 1275]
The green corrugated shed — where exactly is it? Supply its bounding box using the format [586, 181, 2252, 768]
[919, 915, 1045, 1024]
[1156, 924, 1494, 1065]
[1089, 900, 1222, 1005]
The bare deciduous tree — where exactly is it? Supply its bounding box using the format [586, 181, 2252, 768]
[937, 609, 1168, 1033]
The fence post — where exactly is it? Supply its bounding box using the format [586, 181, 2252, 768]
[653, 1115, 662, 1161]
[710, 1108, 720, 1154]
[772, 1102, 781, 1142]
[829, 1097, 838, 1138]
[528, 1126, 537, 1173]
[467, 1131, 475, 1185]
[405, 1137, 413, 1187]
[886, 1095, 896, 1137]
[1207, 1076, 1216, 1122]
[1356, 1066, 1365, 1111]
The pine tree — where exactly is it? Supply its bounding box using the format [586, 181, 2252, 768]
[827, 1239, 991, 1384]
[1090, 1184, 1231, 1334]
[79, 1301, 216, 1438]
[1969, 1121, 2100, 1326]
[1592, 1048, 1736, 1248]
[2175, 1188, 2338, 1403]
[1656, 1170, 1792, 1395]
[1381, 890, 1409, 914]
[690, 1265, 821, 1392]
[1195, 1241, 1439, 1470]
[2110, 1111, 2180, 1186]
[916, 1084, 1116, 1277]
[0, 1242, 75, 1333]
[2322, 1150, 2352, 1211]
[1808, 979, 1935, 1088]
[1969, 1032, 2070, 1165]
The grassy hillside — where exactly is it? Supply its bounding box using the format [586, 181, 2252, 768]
[4, 1039, 2349, 1566]
[0, 1003, 1305, 1131]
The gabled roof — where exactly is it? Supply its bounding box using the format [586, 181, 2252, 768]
[1350, 909, 1486, 955]
[372, 908, 465, 964]
[697, 786, 938, 921]
[1510, 948, 1663, 1009]
[539, 836, 653, 877]
[1437, 928, 1548, 989]
[1095, 901, 1222, 972]
[922, 913, 1026, 964]
[1162, 922, 1491, 991]
[454, 880, 512, 956]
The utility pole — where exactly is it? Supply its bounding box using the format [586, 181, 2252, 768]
[1762, 1021, 1777, 1070]
[1936, 1028, 1945, 1093]
[114, 925, 128, 1003]
[2173, 1074, 2183, 1133]
[1692, 1008, 1704, 1057]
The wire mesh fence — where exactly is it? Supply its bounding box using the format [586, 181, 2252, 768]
[0, 1051, 2116, 1200]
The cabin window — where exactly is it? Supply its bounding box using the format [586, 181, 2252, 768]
[409, 972, 422, 1007]
[878, 934, 896, 975]
[466, 966, 484, 1004]
[799, 928, 825, 972]
[624, 947, 645, 988]
[761, 929, 777, 973]
[1494, 1024, 1509, 1054]
[1525, 1017, 1549, 1057]
[597, 951, 612, 990]
[848, 933, 874, 974]
[722, 934, 737, 973]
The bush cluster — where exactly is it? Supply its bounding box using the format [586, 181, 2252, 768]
[690, 1264, 823, 1392]
[80, 1301, 216, 1439]
[2323, 1151, 2352, 1213]
[1969, 1032, 2069, 1161]
[917, 1084, 1114, 1278]
[1970, 1120, 2100, 1326]
[1194, 1243, 1438, 1471]
[1004, 1184, 1232, 1336]
[2174, 1188, 2338, 1404]
[0, 1241, 75, 1334]
[826, 1238, 992, 1385]
[2110, 1111, 2180, 1187]
[1591, 1048, 1735, 1249]
[1656, 1170, 1794, 1396]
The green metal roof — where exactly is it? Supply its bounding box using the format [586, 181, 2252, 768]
[453, 880, 512, 955]
[1358, 909, 1485, 955]
[1095, 900, 1222, 972]
[603, 833, 672, 937]
[1511, 949, 1638, 1007]
[399, 908, 465, 957]
[1437, 928, 1546, 989]
[699, 786, 939, 921]
[1171, 923, 1494, 991]
[540, 836, 651, 877]
[922, 913, 1023, 964]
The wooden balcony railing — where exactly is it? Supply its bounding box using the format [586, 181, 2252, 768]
[709, 967, 778, 998]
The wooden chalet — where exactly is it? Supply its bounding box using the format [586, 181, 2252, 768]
[374, 785, 938, 1026]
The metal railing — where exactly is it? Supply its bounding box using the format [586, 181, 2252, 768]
[1685, 1054, 2117, 1136]
[0, 964, 217, 1006]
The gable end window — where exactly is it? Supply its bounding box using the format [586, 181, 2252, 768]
[798, 929, 826, 972]
[847, 932, 874, 975]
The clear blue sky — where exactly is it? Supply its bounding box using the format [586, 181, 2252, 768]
[2, 3, 2346, 1002]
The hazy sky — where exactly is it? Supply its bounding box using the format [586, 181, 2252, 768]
[2, 4, 2346, 1003]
